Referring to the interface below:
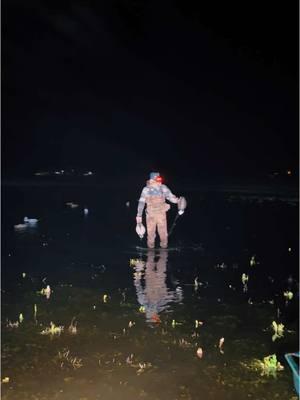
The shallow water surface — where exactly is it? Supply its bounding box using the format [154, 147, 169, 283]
[2, 184, 299, 399]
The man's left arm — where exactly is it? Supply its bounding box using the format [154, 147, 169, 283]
[162, 185, 179, 204]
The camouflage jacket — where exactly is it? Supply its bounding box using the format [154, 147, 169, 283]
[137, 182, 178, 216]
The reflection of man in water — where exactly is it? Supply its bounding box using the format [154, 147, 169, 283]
[133, 250, 182, 322]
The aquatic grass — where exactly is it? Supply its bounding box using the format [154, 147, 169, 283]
[2, 233, 298, 397]
[240, 354, 284, 377]
[40, 322, 64, 336]
[56, 348, 83, 370]
[271, 321, 285, 342]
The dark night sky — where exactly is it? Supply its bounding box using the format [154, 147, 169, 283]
[2, 1, 299, 180]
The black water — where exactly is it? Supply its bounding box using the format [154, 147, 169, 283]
[2, 181, 299, 399]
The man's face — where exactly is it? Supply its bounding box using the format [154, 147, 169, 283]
[150, 179, 160, 187]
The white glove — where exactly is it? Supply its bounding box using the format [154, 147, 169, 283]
[136, 216, 142, 224]
[178, 210, 184, 215]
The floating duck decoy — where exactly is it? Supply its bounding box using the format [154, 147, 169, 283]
[24, 217, 38, 224]
[66, 202, 79, 208]
[14, 224, 27, 230]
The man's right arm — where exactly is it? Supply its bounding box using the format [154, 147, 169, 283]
[136, 188, 148, 221]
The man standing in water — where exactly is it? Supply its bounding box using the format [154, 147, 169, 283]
[136, 172, 181, 249]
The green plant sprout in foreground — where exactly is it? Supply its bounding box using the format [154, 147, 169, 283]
[283, 291, 293, 301]
[129, 258, 145, 268]
[241, 354, 284, 377]
[241, 273, 249, 285]
[271, 321, 284, 342]
[38, 285, 52, 299]
[250, 256, 256, 266]
[57, 349, 83, 370]
[40, 322, 64, 336]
